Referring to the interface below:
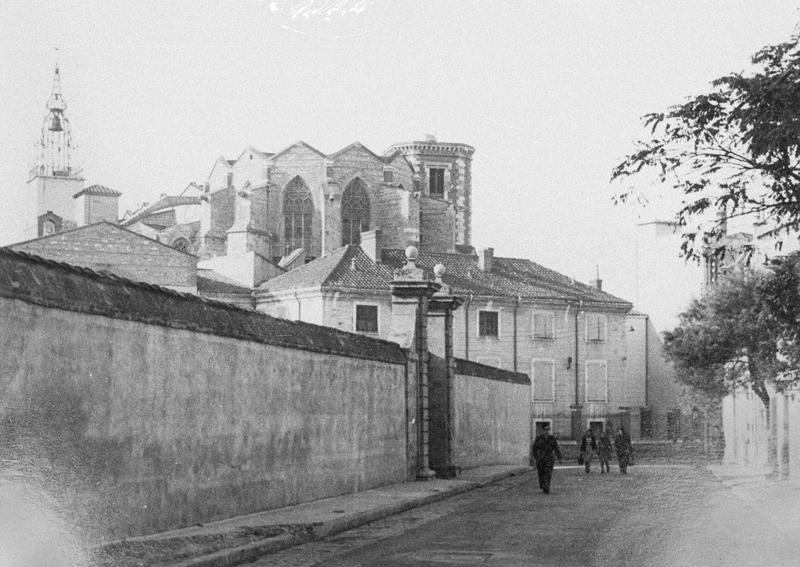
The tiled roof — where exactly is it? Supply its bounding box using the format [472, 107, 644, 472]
[73, 184, 122, 198]
[197, 269, 253, 294]
[257, 246, 393, 292]
[0, 247, 406, 365]
[258, 246, 632, 308]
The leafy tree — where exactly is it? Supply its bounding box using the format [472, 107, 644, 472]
[663, 271, 779, 408]
[612, 33, 800, 259]
[759, 250, 800, 373]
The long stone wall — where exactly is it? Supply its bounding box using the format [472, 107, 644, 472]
[429, 357, 530, 471]
[0, 248, 409, 537]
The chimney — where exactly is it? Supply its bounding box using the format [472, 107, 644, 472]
[590, 265, 603, 291]
[73, 185, 121, 226]
[477, 247, 494, 272]
[360, 229, 382, 262]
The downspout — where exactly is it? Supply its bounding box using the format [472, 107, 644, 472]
[644, 315, 649, 407]
[293, 290, 302, 321]
[575, 300, 582, 407]
[464, 293, 473, 360]
[513, 295, 521, 372]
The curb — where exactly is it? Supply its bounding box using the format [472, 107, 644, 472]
[170, 467, 531, 567]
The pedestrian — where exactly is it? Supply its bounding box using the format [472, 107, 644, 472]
[532, 424, 562, 494]
[579, 428, 597, 473]
[614, 426, 633, 474]
[597, 426, 614, 474]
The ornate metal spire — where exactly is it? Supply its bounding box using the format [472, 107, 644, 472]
[36, 65, 76, 177]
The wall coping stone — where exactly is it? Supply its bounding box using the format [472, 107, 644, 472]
[455, 358, 530, 385]
[0, 247, 407, 365]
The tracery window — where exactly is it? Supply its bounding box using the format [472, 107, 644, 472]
[284, 176, 314, 254]
[172, 237, 191, 253]
[341, 178, 370, 246]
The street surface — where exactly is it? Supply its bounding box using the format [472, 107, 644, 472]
[245, 464, 797, 567]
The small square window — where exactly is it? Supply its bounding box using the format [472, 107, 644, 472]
[533, 312, 555, 340]
[355, 304, 378, 333]
[429, 168, 445, 196]
[383, 170, 394, 183]
[478, 310, 499, 337]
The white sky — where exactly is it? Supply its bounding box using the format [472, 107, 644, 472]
[1, 0, 798, 329]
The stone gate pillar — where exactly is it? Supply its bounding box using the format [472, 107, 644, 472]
[389, 246, 441, 480]
[428, 263, 464, 478]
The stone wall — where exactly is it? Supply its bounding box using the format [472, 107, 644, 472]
[429, 355, 531, 472]
[449, 359, 530, 468]
[419, 196, 455, 252]
[0, 248, 409, 537]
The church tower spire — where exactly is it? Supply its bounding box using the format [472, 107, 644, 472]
[37, 64, 75, 177]
[27, 64, 85, 238]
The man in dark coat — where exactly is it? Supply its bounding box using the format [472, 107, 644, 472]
[614, 426, 633, 474]
[532, 424, 562, 494]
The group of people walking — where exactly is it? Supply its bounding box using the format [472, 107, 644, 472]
[579, 426, 633, 474]
[531, 423, 633, 494]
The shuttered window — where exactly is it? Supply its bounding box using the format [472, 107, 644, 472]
[586, 313, 607, 342]
[532, 359, 555, 401]
[533, 312, 555, 339]
[585, 361, 607, 402]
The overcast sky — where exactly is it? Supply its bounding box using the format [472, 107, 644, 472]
[1, 0, 798, 328]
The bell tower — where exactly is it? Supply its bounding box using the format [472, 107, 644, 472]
[27, 65, 84, 237]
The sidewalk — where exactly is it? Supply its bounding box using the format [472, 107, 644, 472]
[706, 463, 800, 536]
[95, 464, 531, 567]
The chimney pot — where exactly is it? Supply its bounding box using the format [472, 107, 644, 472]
[477, 247, 494, 272]
[360, 229, 383, 263]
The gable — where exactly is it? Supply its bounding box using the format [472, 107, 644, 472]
[235, 146, 273, 164]
[331, 142, 386, 167]
[385, 151, 416, 174]
[8, 222, 197, 289]
[207, 157, 233, 185]
[271, 140, 328, 163]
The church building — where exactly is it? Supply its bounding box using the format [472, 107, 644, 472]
[7, 66, 684, 443]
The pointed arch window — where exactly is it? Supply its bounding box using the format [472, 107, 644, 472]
[341, 178, 371, 246]
[284, 176, 314, 254]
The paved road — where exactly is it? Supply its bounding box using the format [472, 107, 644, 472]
[246, 465, 797, 567]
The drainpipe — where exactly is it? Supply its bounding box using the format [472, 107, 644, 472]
[293, 290, 302, 321]
[575, 300, 582, 407]
[464, 293, 473, 360]
[513, 295, 521, 372]
[644, 315, 649, 407]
